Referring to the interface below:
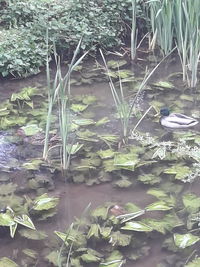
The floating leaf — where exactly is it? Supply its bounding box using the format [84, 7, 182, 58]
[151, 81, 174, 89]
[138, 174, 161, 185]
[98, 149, 115, 159]
[96, 117, 110, 126]
[82, 95, 97, 105]
[91, 206, 109, 220]
[99, 250, 124, 267]
[147, 188, 168, 199]
[73, 118, 95, 126]
[114, 153, 139, 171]
[146, 201, 173, 211]
[45, 251, 65, 266]
[87, 224, 100, 239]
[164, 164, 191, 180]
[22, 159, 43, 170]
[81, 253, 100, 263]
[174, 233, 200, 249]
[100, 226, 113, 239]
[0, 213, 15, 226]
[121, 221, 152, 232]
[71, 103, 88, 112]
[182, 193, 200, 213]
[20, 124, 42, 136]
[19, 229, 47, 240]
[0, 257, 19, 267]
[109, 231, 131, 246]
[33, 194, 59, 211]
[11, 87, 38, 102]
[14, 215, 35, 230]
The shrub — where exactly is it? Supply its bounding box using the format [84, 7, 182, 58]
[0, 0, 133, 77]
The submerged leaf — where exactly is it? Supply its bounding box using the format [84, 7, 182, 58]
[146, 201, 173, 211]
[20, 124, 42, 136]
[114, 153, 139, 171]
[138, 174, 161, 185]
[19, 229, 47, 240]
[182, 193, 200, 213]
[186, 257, 200, 267]
[164, 165, 191, 180]
[98, 149, 115, 159]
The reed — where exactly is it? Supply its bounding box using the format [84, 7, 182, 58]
[43, 38, 89, 171]
[131, 0, 138, 60]
[148, 0, 174, 55]
[100, 48, 174, 141]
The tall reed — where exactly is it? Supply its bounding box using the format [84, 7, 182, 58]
[131, 0, 138, 60]
[43, 38, 89, 171]
[148, 0, 174, 55]
[174, 0, 200, 88]
[100, 48, 175, 141]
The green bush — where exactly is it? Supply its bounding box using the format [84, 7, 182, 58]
[0, 0, 133, 77]
[0, 28, 47, 77]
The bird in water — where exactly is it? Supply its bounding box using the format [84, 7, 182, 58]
[160, 107, 198, 129]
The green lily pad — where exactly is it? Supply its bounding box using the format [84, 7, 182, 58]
[71, 104, 88, 112]
[147, 188, 168, 199]
[114, 153, 139, 171]
[174, 233, 200, 249]
[20, 124, 42, 136]
[0, 257, 19, 267]
[138, 174, 161, 185]
[109, 231, 131, 246]
[121, 221, 152, 232]
[82, 95, 97, 105]
[98, 149, 115, 159]
[91, 206, 109, 220]
[151, 81, 174, 89]
[164, 164, 191, 180]
[33, 193, 59, 211]
[113, 178, 132, 188]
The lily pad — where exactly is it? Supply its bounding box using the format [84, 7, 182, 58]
[82, 95, 97, 105]
[113, 178, 132, 188]
[71, 104, 88, 112]
[182, 193, 200, 213]
[98, 149, 115, 159]
[20, 124, 42, 136]
[33, 193, 59, 211]
[138, 174, 161, 185]
[164, 164, 191, 180]
[96, 117, 110, 126]
[151, 81, 174, 89]
[73, 118, 95, 126]
[109, 231, 131, 246]
[114, 153, 139, 171]
[174, 233, 200, 249]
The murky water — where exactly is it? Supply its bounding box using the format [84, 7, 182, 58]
[0, 54, 200, 266]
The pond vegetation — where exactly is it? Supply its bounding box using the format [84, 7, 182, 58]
[1, 0, 200, 267]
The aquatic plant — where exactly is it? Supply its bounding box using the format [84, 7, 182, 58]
[43, 38, 89, 172]
[148, 0, 174, 55]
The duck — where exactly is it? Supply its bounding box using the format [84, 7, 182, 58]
[160, 107, 198, 129]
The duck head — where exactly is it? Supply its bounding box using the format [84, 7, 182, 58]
[160, 107, 170, 116]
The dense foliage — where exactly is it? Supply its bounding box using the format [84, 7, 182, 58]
[0, 0, 133, 77]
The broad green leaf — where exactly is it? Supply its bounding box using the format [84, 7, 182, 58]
[0, 257, 19, 267]
[96, 117, 110, 126]
[121, 221, 152, 232]
[147, 188, 168, 199]
[33, 194, 59, 210]
[20, 124, 42, 136]
[87, 224, 99, 239]
[99, 250, 124, 267]
[71, 103, 88, 112]
[109, 231, 131, 246]
[107, 59, 127, 69]
[164, 165, 191, 180]
[151, 81, 174, 89]
[174, 233, 200, 249]
[14, 215, 35, 230]
[117, 210, 145, 223]
[113, 179, 132, 188]
[100, 226, 113, 239]
[82, 95, 97, 105]
[91, 206, 109, 220]
[98, 149, 115, 159]
[138, 174, 161, 185]
[114, 153, 139, 171]
[0, 213, 15, 226]
[81, 253, 100, 263]
[146, 201, 173, 211]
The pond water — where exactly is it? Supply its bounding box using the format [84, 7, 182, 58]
[0, 53, 200, 267]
